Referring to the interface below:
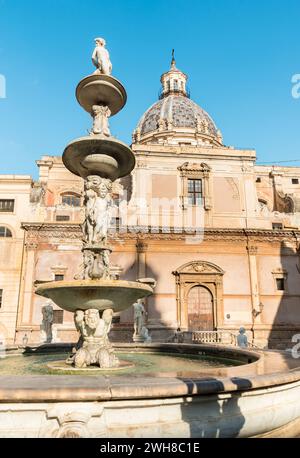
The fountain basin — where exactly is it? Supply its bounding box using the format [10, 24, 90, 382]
[0, 344, 300, 437]
[35, 279, 153, 313]
[76, 74, 127, 115]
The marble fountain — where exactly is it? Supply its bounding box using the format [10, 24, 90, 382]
[1, 38, 300, 438]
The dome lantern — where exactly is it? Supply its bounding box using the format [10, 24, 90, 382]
[160, 50, 188, 99]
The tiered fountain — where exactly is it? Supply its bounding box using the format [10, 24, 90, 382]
[35, 37, 153, 369]
[2, 39, 299, 438]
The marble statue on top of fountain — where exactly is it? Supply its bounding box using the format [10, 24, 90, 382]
[73, 308, 119, 368]
[92, 37, 112, 75]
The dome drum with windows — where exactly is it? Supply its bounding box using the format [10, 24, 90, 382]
[133, 53, 223, 147]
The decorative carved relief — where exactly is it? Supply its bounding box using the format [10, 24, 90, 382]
[173, 260, 224, 276]
[47, 406, 104, 438]
[247, 245, 258, 255]
[178, 162, 211, 177]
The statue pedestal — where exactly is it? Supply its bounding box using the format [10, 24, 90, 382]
[132, 334, 145, 343]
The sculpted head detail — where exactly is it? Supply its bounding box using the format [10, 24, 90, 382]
[85, 309, 100, 330]
[99, 182, 108, 198]
[94, 37, 106, 47]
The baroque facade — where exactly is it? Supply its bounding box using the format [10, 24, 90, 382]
[1, 59, 300, 349]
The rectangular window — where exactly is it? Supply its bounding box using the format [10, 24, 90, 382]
[276, 278, 285, 291]
[56, 215, 70, 221]
[256, 177, 261, 183]
[62, 195, 81, 207]
[187, 179, 202, 206]
[0, 289, 2, 308]
[54, 274, 64, 281]
[0, 199, 14, 212]
[53, 310, 64, 324]
[272, 222, 283, 230]
[111, 217, 120, 231]
[292, 178, 299, 184]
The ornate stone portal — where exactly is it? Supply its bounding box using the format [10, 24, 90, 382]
[36, 39, 153, 369]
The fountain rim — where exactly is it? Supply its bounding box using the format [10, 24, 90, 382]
[1, 344, 300, 402]
[35, 279, 153, 296]
[62, 134, 136, 179]
[76, 73, 127, 115]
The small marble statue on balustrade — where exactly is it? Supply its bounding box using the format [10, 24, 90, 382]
[41, 301, 54, 343]
[237, 327, 248, 348]
[133, 299, 145, 337]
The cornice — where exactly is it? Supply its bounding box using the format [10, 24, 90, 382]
[20, 223, 300, 244]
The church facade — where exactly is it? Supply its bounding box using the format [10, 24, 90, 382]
[1, 59, 300, 349]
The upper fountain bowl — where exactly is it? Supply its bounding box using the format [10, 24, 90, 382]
[35, 279, 153, 313]
[76, 74, 127, 116]
[62, 135, 136, 180]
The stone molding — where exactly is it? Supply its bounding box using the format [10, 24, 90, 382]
[21, 223, 300, 245]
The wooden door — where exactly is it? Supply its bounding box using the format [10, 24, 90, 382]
[187, 285, 214, 331]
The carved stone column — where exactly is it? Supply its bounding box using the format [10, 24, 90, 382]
[136, 239, 148, 279]
[19, 241, 38, 325]
[247, 245, 262, 326]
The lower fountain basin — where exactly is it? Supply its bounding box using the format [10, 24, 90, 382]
[35, 279, 153, 313]
[1, 344, 300, 438]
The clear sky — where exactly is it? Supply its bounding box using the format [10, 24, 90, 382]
[0, 0, 300, 178]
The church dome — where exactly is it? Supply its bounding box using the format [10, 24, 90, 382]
[137, 95, 218, 137]
[133, 54, 222, 147]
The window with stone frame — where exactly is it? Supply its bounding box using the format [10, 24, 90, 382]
[61, 193, 81, 207]
[178, 162, 212, 210]
[276, 278, 285, 291]
[272, 222, 283, 230]
[272, 268, 287, 293]
[0, 199, 14, 212]
[56, 215, 70, 221]
[0, 226, 12, 237]
[187, 179, 203, 206]
[0, 289, 2, 308]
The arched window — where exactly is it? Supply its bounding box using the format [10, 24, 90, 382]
[61, 193, 81, 207]
[0, 226, 12, 237]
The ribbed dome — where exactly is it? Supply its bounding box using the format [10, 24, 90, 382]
[137, 95, 218, 137]
[133, 57, 222, 146]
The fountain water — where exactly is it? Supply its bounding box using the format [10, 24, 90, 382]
[35, 38, 153, 369]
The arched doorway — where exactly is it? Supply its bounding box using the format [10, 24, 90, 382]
[173, 261, 224, 331]
[187, 285, 214, 331]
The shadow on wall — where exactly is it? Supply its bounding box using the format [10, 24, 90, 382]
[268, 241, 300, 350]
[179, 376, 250, 437]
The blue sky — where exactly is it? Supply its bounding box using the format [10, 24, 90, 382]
[0, 0, 299, 178]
